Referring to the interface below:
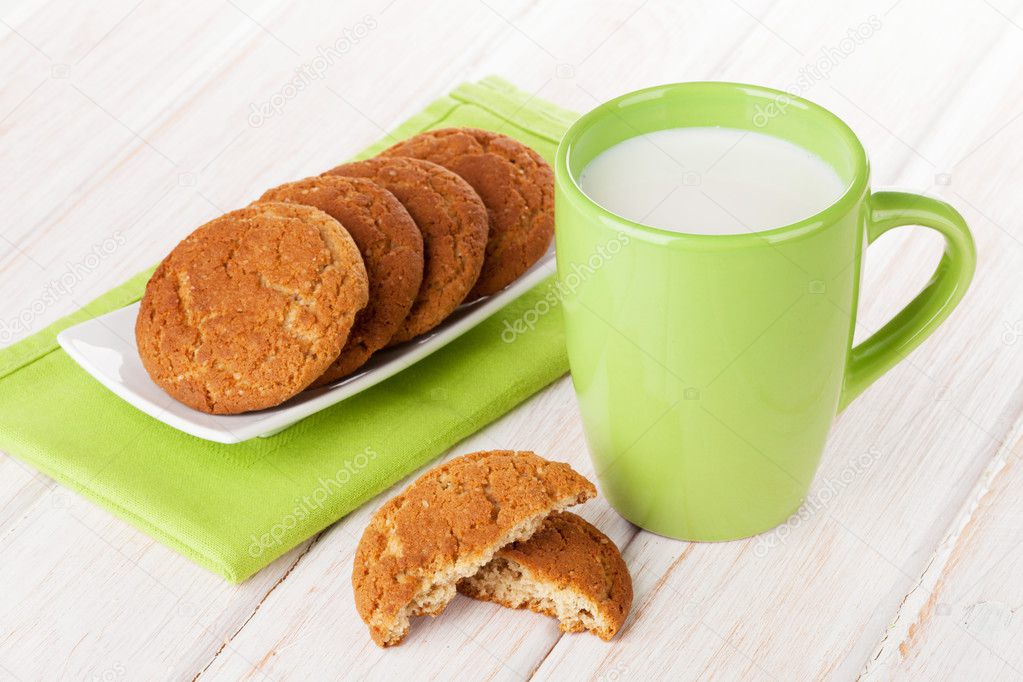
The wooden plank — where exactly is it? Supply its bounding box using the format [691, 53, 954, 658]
[0, 481, 316, 681]
[863, 425, 1023, 680]
[861, 42, 1023, 675]
[0, 459, 53, 532]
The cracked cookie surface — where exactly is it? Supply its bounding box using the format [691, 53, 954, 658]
[260, 176, 424, 384]
[381, 128, 554, 298]
[324, 157, 487, 343]
[458, 511, 632, 641]
[135, 202, 368, 414]
[352, 450, 596, 647]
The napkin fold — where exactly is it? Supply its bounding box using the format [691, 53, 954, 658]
[0, 77, 577, 582]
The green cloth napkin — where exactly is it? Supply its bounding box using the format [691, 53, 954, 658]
[0, 77, 578, 583]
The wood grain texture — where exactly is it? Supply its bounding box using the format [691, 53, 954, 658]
[2, 0, 1022, 679]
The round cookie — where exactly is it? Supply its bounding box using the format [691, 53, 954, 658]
[324, 157, 487, 343]
[135, 202, 369, 414]
[260, 176, 424, 384]
[458, 511, 633, 641]
[380, 128, 554, 298]
[352, 450, 597, 647]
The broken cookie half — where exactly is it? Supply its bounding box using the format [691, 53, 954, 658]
[459, 511, 632, 641]
[351, 450, 596, 647]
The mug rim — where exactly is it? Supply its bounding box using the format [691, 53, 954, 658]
[556, 81, 870, 244]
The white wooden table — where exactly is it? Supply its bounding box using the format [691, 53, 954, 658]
[2, 0, 1022, 679]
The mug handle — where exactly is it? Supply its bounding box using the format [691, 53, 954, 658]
[839, 191, 977, 411]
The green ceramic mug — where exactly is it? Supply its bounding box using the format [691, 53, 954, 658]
[554, 82, 976, 541]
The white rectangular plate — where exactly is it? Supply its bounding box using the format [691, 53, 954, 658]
[57, 248, 555, 444]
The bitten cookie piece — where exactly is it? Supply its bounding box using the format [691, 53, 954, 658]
[381, 128, 554, 298]
[352, 450, 597, 647]
[260, 176, 424, 383]
[135, 202, 368, 414]
[458, 511, 632, 641]
[325, 157, 487, 343]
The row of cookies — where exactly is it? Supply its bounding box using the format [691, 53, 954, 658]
[353, 450, 633, 647]
[136, 128, 554, 414]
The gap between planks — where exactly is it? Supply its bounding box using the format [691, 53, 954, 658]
[859, 395, 1023, 679]
[192, 532, 325, 682]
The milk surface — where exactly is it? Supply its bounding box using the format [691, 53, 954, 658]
[578, 127, 847, 235]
